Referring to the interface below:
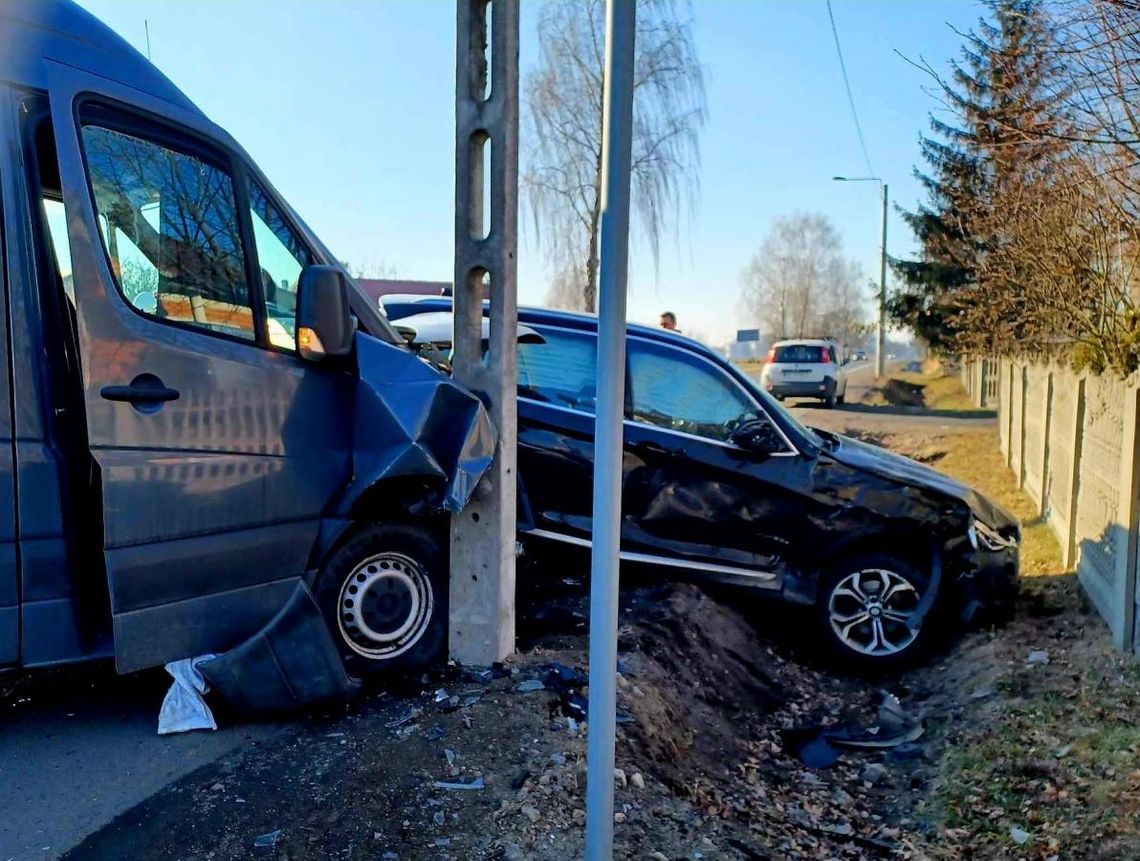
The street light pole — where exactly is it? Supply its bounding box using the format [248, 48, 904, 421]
[877, 182, 887, 379]
[833, 175, 888, 379]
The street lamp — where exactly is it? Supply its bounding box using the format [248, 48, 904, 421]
[834, 175, 888, 379]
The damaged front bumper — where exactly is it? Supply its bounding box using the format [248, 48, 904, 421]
[951, 544, 1020, 626]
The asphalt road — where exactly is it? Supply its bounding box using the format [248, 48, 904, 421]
[759, 362, 998, 435]
[0, 662, 280, 860]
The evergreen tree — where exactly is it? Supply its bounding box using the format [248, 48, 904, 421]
[892, 0, 1065, 354]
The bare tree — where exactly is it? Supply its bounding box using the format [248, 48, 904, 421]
[524, 0, 706, 311]
[740, 213, 868, 346]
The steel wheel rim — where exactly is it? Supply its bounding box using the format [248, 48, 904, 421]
[828, 568, 921, 657]
[337, 552, 433, 660]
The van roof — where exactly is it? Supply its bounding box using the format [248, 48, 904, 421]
[0, 0, 198, 111]
[771, 338, 835, 347]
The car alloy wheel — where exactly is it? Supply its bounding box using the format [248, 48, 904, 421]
[827, 567, 922, 657]
[337, 551, 434, 661]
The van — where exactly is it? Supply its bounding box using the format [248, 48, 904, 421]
[0, 0, 493, 678]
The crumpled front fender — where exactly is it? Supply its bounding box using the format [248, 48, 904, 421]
[338, 333, 496, 515]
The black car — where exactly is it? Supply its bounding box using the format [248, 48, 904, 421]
[383, 298, 1019, 668]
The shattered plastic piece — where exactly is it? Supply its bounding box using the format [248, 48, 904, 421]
[157, 653, 218, 735]
[1010, 826, 1030, 845]
[387, 707, 423, 728]
[1027, 649, 1050, 665]
[444, 749, 458, 767]
[434, 688, 450, 703]
[517, 679, 546, 693]
[253, 830, 282, 850]
[543, 662, 587, 690]
[198, 583, 359, 714]
[432, 776, 485, 791]
[425, 724, 446, 741]
[783, 692, 924, 766]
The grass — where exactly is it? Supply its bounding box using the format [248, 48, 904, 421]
[892, 369, 980, 413]
[878, 368, 1140, 858]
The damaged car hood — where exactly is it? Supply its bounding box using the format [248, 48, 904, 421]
[825, 434, 1017, 529]
[351, 332, 496, 512]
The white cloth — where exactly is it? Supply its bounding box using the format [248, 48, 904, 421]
[157, 654, 218, 735]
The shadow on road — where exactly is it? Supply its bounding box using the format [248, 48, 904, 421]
[792, 400, 997, 420]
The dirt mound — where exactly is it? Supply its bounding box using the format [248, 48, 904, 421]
[881, 377, 926, 407]
[615, 585, 786, 791]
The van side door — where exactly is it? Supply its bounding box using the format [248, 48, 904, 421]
[47, 65, 352, 672]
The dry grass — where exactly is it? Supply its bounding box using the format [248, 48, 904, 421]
[868, 382, 1140, 858]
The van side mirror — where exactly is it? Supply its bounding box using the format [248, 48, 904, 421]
[731, 418, 786, 454]
[296, 265, 354, 360]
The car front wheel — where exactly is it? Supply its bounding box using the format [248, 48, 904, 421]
[315, 523, 448, 678]
[817, 554, 936, 670]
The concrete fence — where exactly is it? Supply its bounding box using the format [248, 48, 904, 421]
[967, 356, 1140, 653]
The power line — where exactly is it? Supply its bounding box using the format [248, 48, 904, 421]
[825, 0, 874, 176]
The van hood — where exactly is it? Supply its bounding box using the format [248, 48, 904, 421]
[826, 433, 1018, 530]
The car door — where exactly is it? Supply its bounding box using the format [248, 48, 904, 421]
[48, 65, 352, 671]
[515, 324, 599, 541]
[622, 337, 814, 587]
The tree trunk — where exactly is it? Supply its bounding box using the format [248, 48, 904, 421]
[584, 207, 601, 313]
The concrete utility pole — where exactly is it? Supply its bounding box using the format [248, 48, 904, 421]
[585, 1, 636, 858]
[834, 175, 888, 378]
[450, 0, 520, 665]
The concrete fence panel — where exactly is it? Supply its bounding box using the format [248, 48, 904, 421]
[1045, 365, 1079, 560]
[1022, 365, 1049, 507]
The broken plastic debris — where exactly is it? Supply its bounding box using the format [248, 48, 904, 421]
[387, 706, 423, 728]
[157, 654, 218, 735]
[1010, 826, 1030, 845]
[782, 692, 924, 767]
[1026, 649, 1050, 665]
[444, 748, 458, 767]
[517, 679, 546, 693]
[198, 582, 359, 714]
[253, 829, 282, 849]
[432, 776, 485, 791]
[425, 724, 446, 741]
[434, 688, 449, 702]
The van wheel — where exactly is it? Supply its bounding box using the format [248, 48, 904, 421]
[823, 393, 837, 408]
[816, 553, 936, 672]
[315, 523, 447, 678]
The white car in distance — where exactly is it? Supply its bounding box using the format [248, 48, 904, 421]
[759, 339, 849, 408]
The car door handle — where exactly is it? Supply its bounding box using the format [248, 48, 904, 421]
[101, 375, 180, 404]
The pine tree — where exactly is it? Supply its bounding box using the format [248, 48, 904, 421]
[892, 0, 1065, 355]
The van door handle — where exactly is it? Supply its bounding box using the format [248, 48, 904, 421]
[100, 374, 180, 404]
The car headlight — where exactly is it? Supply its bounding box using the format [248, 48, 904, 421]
[969, 517, 1016, 551]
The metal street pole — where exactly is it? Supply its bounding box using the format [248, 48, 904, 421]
[585, 1, 635, 859]
[877, 182, 887, 379]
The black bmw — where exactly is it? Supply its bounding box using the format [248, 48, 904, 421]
[384, 298, 1019, 669]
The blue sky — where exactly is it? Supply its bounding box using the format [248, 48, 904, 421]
[76, 0, 984, 345]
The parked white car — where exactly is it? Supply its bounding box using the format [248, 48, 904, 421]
[759, 339, 848, 407]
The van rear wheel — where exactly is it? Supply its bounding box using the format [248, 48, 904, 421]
[314, 523, 447, 678]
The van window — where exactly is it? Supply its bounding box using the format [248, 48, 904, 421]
[81, 124, 255, 340]
[518, 328, 597, 413]
[249, 184, 312, 351]
[41, 199, 73, 303]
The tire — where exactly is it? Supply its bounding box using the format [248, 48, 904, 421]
[836, 391, 846, 405]
[822, 393, 837, 408]
[314, 522, 447, 678]
[815, 553, 938, 672]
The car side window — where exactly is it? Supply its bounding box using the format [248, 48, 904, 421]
[249, 183, 312, 351]
[518, 327, 598, 413]
[81, 123, 255, 340]
[629, 340, 760, 443]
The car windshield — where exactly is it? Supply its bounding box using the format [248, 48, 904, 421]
[737, 372, 826, 448]
[773, 344, 827, 363]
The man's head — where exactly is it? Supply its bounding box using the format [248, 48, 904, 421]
[659, 311, 677, 330]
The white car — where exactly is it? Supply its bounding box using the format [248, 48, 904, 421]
[759, 339, 848, 407]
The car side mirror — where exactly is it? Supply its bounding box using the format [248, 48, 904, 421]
[731, 418, 786, 454]
[296, 265, 354, 360]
